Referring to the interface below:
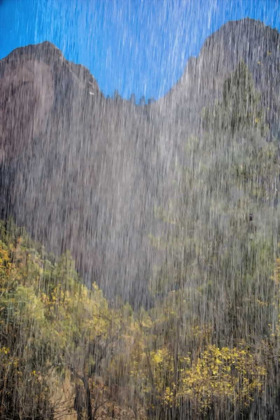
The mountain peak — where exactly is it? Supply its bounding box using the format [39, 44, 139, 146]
[158, 18, 280, 128]
[1, 40, 63, 65]
[204, 17, 279, 45]
[0, 40, 100, 94]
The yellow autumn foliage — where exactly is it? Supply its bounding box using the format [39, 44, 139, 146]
[179, 345, 266, 411]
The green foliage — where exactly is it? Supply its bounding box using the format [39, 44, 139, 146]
[203, 61, 268, 135]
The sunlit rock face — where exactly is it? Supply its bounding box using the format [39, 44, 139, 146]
[0, 19, 279, 305]
[0, 57, 54, 162]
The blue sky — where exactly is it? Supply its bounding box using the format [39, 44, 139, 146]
[0, 0, 279, 101]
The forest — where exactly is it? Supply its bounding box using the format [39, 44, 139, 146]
[1, 60, 280, 419]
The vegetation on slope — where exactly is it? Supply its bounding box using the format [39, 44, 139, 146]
[1, 63, 280, 419]
[0, 218, 274, 420]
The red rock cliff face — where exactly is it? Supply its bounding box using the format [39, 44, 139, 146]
[0, 51, 56, 162]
